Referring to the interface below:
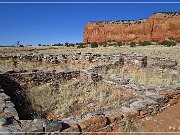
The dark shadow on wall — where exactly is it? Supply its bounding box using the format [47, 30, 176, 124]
[0, 74, 34, 120]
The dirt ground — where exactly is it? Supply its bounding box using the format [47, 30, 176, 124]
[134, 102, 180, 134]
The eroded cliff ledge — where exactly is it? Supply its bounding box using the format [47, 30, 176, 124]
[83, 12, 180, 43]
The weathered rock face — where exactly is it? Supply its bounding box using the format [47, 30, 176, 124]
[83, 13, 180, 43]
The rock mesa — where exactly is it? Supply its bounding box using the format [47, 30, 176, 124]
[83, 12, 180, 43]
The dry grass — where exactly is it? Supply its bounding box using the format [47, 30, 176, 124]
[0, 59, 103, 72]
[0, 45, 179, 64]
[28, 78, 123, 118]
[0, 60, 55, 71]
[102, 66, 180, 87]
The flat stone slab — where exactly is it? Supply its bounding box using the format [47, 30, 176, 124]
[146, 95, 164, 102]
[4, 108, 18, 117]
[20, 119, 63, 132]
[129, 101, 148, 111]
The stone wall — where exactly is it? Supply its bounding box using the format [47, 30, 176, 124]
[0, 53, 179, 133]
[0, 75, 179, 133]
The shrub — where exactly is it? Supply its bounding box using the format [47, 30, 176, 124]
[52, 43, 63, 46]
[117, 41, 123, 47]
[139, 41, 151, 46]
[77, 43, 85, 48]
[65, 42, 70, 47]
[103, 44, 107, 47]
[90, 42, 98, 48]
[130, 42, 136, 47]
[158, 40, 176, 47]
[19, 45, 24, 47]
[98, 42, 104, 46]
[176, 40, 180, 43]
[69, 43, 75, 47]
[108, 43, 115, 46]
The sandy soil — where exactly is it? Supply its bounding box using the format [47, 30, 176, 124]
[135, 102, 180, 134]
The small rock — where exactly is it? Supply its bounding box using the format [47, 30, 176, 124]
[0, 93, 10, 101]
[0, 89, 4, 93]
[43, 119, 63, 132]
[0, 98, 6, 113]
[0, 118, 6, 127]
[4, 108, 18, 118]
[5, 101, 15, 108]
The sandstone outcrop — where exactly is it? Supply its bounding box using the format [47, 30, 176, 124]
[83, 12, 180, 43]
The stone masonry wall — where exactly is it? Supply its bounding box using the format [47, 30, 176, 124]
[0, 53, 179, 133]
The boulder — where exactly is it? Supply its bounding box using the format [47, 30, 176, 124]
[129, 101, 148, 111]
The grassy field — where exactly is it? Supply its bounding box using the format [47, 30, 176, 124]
[102, 66, 180, 87]
[0, 45, 179, 64]
[0, 59, 103, 72]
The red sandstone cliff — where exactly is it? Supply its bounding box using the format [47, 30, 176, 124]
[83, 13, 180, 43]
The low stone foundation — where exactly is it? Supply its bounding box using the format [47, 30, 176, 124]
[0, 53, 179, 133]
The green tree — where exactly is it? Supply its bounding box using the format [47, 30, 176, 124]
[139, 41, 151, 46]
[158, 40, 176, 47]
[130, 42, 136, 47]
[90, 42, 98, 48]
[65, 42, 69, 47]
[77, 43, 85, 48]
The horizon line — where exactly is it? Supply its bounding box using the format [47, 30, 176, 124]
[0, 2, 180, 4]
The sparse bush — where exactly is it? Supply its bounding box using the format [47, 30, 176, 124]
[139, 41, 151, 46]
[98, 42, 104, 46]
[176, 40, 180, 43]
[65, 42, 70, 47]
[158, 40, 176, 47]
[52, 43, 63, 46]
[103, 44, 107, 47]
[130, 42, 136, 47]
[117, 41, 123, 47]
[108, 43, 114, 46]
[77, 43, 85, 48]
[19, 45, 24, 47]
[90, 42, 98, 48]
[69, 43, 75, 47]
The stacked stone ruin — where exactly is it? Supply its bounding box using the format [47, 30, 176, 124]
[0, 52, 179, 133]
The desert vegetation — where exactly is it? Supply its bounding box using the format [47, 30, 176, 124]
[101, 66, 179, 87]
[28, 79, 123, 118]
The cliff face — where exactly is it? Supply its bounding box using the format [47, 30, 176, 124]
[83, 13, 180, 43]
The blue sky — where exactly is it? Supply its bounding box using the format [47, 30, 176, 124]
[0, 1, 179, 45]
